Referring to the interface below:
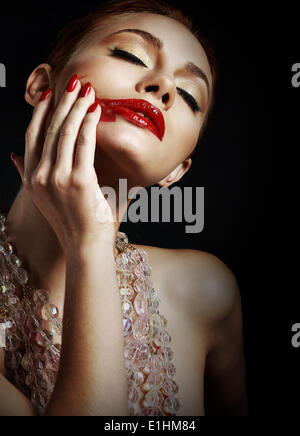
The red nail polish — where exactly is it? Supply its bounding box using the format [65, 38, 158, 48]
[39, 88, 52, 102]
[80, 82, 91, 98]
[88, 102, 98, 113]
[66, 74, 78, 92]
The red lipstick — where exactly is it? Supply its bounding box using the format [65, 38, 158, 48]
[95, 98, 165, 141]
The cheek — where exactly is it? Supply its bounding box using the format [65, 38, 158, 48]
[69, 57, 139, 98]
[57, 56, 136, 102]
[167, 112, 200, 159]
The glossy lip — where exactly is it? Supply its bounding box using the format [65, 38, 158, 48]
[95, 98, 165, 141]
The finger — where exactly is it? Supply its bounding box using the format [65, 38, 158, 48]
[54, 84, 96, 174]
[24, 88, 53, 181]
[37, 74, 81, 175]
[72, 102, 101, 172]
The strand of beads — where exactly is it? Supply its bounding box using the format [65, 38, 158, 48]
[0, 213, 61, 415]
[1, 213, 181, 416]
[115, 232, 181, 416]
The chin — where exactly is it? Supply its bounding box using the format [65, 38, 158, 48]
[95, 116, 158, 162]
[95, 121, 164, 186]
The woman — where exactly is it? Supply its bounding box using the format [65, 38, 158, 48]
[0, 0, 248, 416]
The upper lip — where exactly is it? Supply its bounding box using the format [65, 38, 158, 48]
[98, 98, 165, 140]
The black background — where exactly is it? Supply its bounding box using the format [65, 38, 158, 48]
[0, 0, 291, 416]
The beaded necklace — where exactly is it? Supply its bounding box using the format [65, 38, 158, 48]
[0, 213, 181, 416]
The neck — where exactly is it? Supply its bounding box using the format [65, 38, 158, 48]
[5, 185, 129, 302]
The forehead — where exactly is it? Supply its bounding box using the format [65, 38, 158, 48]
[87, 12, 212, 87]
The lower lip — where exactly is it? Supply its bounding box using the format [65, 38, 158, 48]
[95, 98, 162, 141]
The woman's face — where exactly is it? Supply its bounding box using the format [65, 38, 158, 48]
[52, 12, 212, 188]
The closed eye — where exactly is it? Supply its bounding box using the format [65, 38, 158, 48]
[176, 88, 201, 113]
[110, 48, 148, 67]
[110, 48, 202, 113]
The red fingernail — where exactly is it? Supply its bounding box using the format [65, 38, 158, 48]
[88, 102, 99, 113]
[80, 82, 91, 98]
[66, 74, 78, 92]
[39, 88, 52, 102]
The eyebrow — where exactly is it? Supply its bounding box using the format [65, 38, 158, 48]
[106, 28, 210, 96]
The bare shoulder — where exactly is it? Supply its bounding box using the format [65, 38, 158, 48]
[134, 243, 240, 327]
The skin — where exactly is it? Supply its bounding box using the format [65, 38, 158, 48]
[0, 12, 248, 415]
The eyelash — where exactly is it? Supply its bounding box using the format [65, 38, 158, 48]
[110, 48, 202, 113]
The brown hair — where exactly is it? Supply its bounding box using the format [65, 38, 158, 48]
[46, 0, 217, 156]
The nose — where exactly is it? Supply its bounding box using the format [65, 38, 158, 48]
[136, 72, 176, 110]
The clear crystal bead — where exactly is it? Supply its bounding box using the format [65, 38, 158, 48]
[22, 298, 33, 315]
[157, 346, 173, 362]
[135, 249, 148, 263]
[125, 341, 150, 364]
[165, 362, 176, 377]
[117, 270, 134, 286]
[163, 395, 180, 414]
[132, 370, 145, 386]
[10, 267, 28, 285]
[115, 231, 128, 249]
[0, 267, 10, 283]
[44, 345, 60, 371]
[35, 330, 52, 348]
[5, 335, 20, 351]
[0, 241, 13, 255]
[142, 263, 152, 277]
[132, 315, 151, 341]
[41, 303, 59, 321]
[14, 308, 26, 326]
[147, 290, 160, 314]
[126, 250, 139, 265]
[119, 285, 134, 300]
[133, 278, 148, 293]
[134, 293, 148, 315]
[5, 351, 22, 370]
[115, 252, 131, 269]
[161, 378, 179, 395]
[52, 318, 62, 335]
[33, 289, 49, 306]
[130, 249, 144, 264]
[21, 352, 34, 371]
[122, 299, 133, 316]
[7, 295, 20, 309]
[144, 389, 164, 408]
[26, 315, 40, 333]
[128, 386, 139, 403]
[7, 254, 22, 268]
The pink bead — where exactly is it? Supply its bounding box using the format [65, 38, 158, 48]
[123, 317, 132, 337]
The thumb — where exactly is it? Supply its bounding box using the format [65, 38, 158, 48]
[10, 153, 25, 182]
